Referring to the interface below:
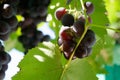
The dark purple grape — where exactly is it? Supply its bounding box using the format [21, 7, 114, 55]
[60, 27, 74, 40]
[84, 1, 94, 15]
[55, 7, 67, 20]
[73, 20, 85, 37]
[36, 6, 47, 17]
[33, 15, 47, 24]
[42, 35, 51, 42]
[29, 8, 39, 17]
[75, 46, 87, 58]
[35, 31, 43, 41]
[18, 35, 30, 45]
[0, 21, 10, 35]
[0, 70, 5, 80]
[78, 15, 92, 23]
[31, 40, 39, 48]
[0, 32, 10, 41]
[20, 15, 33, 29]
[81, 29, 96, 47]
[62, 40, 76, 54]
[1, 4, 15, 18]
[1, 64, 8, 72]
[4, 16, 18, 29]
[21, 23, 36, 35]
[21, 28, 36, 38]
[61, 14, 74, 26]
[0, 51, 11, 65]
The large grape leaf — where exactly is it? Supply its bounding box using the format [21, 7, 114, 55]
[62, 59, 98, 80]
[12, 42, 98, 80]
[12, 42, 63, 80]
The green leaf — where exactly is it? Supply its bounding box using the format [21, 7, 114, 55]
[62, 59, 98, 80]
[12, 42, 63, 80]
[12, 42, 97, 80]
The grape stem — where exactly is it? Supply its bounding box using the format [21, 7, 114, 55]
[60, 0, 89, 80]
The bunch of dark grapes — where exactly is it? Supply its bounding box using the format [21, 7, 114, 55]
[0, 41, 11, 80]
[56, 1, 96, 59]
[0, 0, 19, 41]
[17, 0, 51, 24]
[0, 1, 18, 79]
[0, 0, 51, 79]
[18, 23, 51, 54]
[17, 0, 51, 54]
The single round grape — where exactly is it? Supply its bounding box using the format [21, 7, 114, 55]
[1, 4, 15, 18]
[35, 31, 43, 41]
[36, 6, 47, 17]
[55, 7, 67, 20]
[0, 70, 5, 80]
[78, 15, 92, 23]
[30, 40, 39, 48]
[61, 14, 74, 26]
[1, 64, 8, 72]
[4, 16, 18, 29]
[18, 35, 30, 45]
[42, 35, 51, 42]
[62, 40, 76, 54]
[81, 29, 96, 47]
[21, 27, 36, 38]
[29, 8, 39, 17]
[84, 1, 94, 15]
[0, 21, 10, 35]
[0, 32, 10, 41]
[0, 51, 11, 65]
[60, 27, 74, 40]
[75, 46, 87, 58]
[33, 15, 47, 24]
[73, 20, 85, 37]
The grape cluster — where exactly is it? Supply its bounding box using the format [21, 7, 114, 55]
[17, 0, 51, 54]
[17, 0, 51, 24]
[18, 23, 51, 54]
[0, 0, 19, 41]
[0, 41, 11, 80]
[0, 0, 51, 79]
[0, 1, 18, 79]
[56, 1, 96, 59]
